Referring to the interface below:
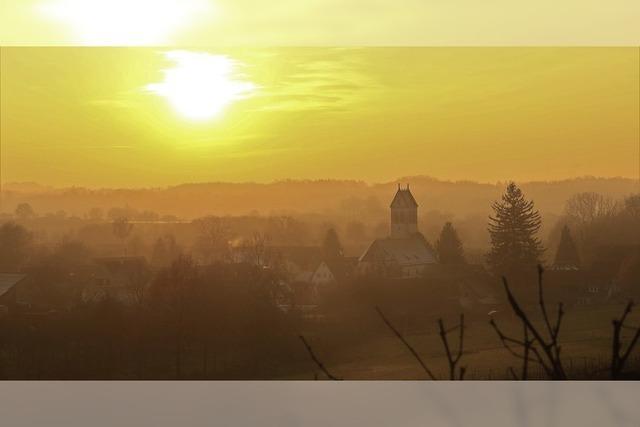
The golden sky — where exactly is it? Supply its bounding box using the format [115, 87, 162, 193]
[1, 47, 639, 187]
[1, 0, 639, 45]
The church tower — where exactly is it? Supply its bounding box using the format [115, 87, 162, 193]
[390, 184, 418, 238]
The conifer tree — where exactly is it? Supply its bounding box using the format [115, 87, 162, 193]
[436, 222, 465, 264]
[322, 228, 343, 259]
[553, 225, 580, 269]
[487, 182, 544, 276]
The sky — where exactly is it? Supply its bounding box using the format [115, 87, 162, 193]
[1, 0, 639, 45]
[1, 47, 639, 187]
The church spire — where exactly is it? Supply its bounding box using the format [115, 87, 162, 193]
[390, 185, 418, 238]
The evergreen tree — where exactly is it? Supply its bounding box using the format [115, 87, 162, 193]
[322, 228, 343, 259]
[553, 225, 580, 270]
[436, 222, 465, 264]
[487, 182, 544, 276]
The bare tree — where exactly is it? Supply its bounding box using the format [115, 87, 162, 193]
[240, 232, 271, 266]
[375, 307, 437, 380]
[611, 301, 640, 379]
[299, 335, 341, 380]
[15, 203, 36, 220]
[565, 192, 618, 226]
[150, 254, 201, 378]
[490, 265, 566, 379]
[438, 315, 466, 380]
[193, 216, 231, 263]
[112, 217, 134, 256]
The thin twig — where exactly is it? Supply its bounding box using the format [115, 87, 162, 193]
[438, 314, 465, 380]
[501, 273, 566, 379]
[611, 301, 640, 379]
[298, 335, 341, 380]
[375, 307, 437, 380]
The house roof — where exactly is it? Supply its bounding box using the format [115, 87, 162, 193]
[390, 186, 418, 209]
[315, 257, 358, 282]
[0, 273, 27, 298]
[359, 234, 436, 266]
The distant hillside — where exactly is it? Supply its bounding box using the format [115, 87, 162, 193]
[1, 176, 638, 220]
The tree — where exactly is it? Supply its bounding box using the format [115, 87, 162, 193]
[239, 232, 272, 266]
[193, 216, 231, 263]
[487, 182, 544, 276]
[553, 225, 580, 270]
[15, 203, 35, 220]
[322, 228, 343, 259]
[149, 254, 201, 378]
[112, 217, 134, 255]
[435, 222, 465, 264]
[565, 192, 617, 226]
[0, 222, 33, 270]
[623, 193, 640, 218]
[151, 234, 182, 268]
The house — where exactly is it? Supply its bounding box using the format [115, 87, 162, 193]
[274, 246, 323, 283]
[0, 273, 28, 314]
[358, 185, 437, 278]
[309, 257, 357, 286]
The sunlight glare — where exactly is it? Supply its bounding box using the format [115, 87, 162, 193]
[146, 51, 256, 121]
[38, 0, 212, 45]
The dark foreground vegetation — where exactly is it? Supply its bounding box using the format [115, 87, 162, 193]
[0, 257, 638, 380]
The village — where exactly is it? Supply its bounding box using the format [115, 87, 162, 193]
[0, 181, 638, 379]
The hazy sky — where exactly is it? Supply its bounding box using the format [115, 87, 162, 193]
[1, 0, 639, 45]
[1, 47, 639, 187]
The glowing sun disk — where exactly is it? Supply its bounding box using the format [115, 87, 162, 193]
[146, 51, 256, 121]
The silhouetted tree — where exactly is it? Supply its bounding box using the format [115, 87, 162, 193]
[435, 222, 465, 264]
[322, 228, 343, 259]
[239, 232, 272, 266]
[149, 254, 201, 378]
[14, 203, 35, 220]
[553, 225, 580, 270]
[623, 193, 640, 218]
[0, 222, 33, 270]
[112, 217, 134, 255]
[193, 216, 231, 263]
[565, 192, 618, 226]
[151, 235, 182, 268]
[487, 182, 544, 276]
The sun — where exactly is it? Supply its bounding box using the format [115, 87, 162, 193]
[146, 51, 257, 121]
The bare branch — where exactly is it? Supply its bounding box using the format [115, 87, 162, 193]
[492, 269, 567, 379]
[438, 315, 466, 380]
[299, 335, 341, 380]
[375, 307, 437, 380]
[611, 301, 640, 379]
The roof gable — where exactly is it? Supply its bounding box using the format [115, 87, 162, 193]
[359, 235, 436, 265]
[390, 187, 418, 208]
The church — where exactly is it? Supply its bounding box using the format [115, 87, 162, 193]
[358, 185, 437, 278]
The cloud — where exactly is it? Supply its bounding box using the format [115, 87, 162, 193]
[248, 49, 378, 113]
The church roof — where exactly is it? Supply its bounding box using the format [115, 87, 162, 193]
[359, 234, 436, 266]
[390, 186, 418, 208]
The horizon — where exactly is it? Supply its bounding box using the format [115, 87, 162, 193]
[2, 174, 639, 192]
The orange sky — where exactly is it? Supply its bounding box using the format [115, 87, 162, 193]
[1, 47, 639, 187]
